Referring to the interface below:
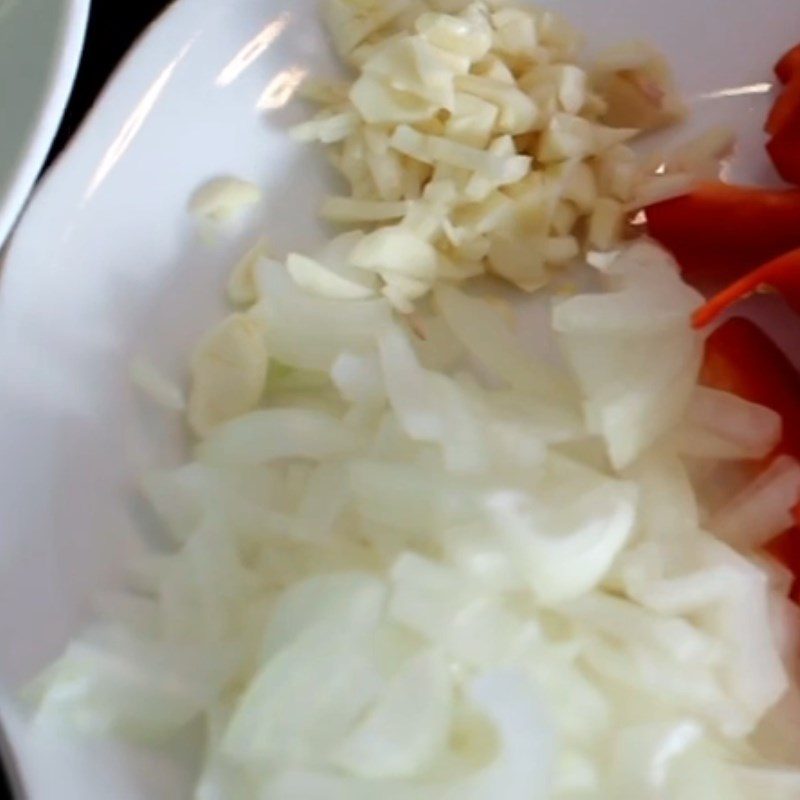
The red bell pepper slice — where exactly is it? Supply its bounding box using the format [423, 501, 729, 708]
[692, 246, 800, 328]
[765, 75, 800, 137]
[701, 317, 800, 459]
[767, 133, 800, 185]
[776, 42, 800, 84]
[766, 42, 800, 185]
[645, 182, 800, 279]
[702, 317, 800, 598]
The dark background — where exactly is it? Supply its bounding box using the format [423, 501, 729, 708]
[48, 0, 173, 163]
[4, 4, 173, 796]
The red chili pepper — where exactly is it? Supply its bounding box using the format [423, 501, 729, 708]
[776, 42, 800, 84]
[692, 246, 800, 328]
[645, 182, 800, 280]
[702, 318, 800, 598]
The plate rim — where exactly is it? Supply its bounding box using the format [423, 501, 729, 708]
[0, 0, 91, 248]
[0, 0, 208, 279]
[0, 0, 205, 795]
[0, 0, 91, 794]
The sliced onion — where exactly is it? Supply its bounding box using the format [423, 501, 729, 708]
[198, 408, 361, 466]
[710, 456, 800, 550]
[331, 649, 453, 778]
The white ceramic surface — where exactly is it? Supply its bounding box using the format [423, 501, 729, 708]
[0, 0, 89, 248]
[2, 0, 800, 797]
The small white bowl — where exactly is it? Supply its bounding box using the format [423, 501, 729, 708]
[0, 0, 90, 247]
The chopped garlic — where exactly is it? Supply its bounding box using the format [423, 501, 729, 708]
[544, 235, 581, 265]
[595, 145, 639, 202]
[228, 238, 270, 307]
[445, 92, 499, 148]
[390, 125, 531, 183]
[549, 160, 598, 214]
[189, 177, 261, 224]
[491, 8, 539, 65]
[361, 35, 468, 109]
[351, 226, 439, 280]
[290, 111, 361, 143]
[286, 0, 688, 305]
[454, 73, 539, 134]
[188, 314, 269, 437]
[351, 75, 438, 124]
[588, 197, 626, 251]
[538, 114, 596, 162]
[592, 40, 686, 132]
[551, 201, 579, 236]
[415, 11, 493, 60]
[324, 0, 409, 60]
[488, 234, 548, 292]
[522, 64, 588, 115]
[321, 197, 411, 223]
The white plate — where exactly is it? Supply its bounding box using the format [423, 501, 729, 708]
[1, 0, 800, 797]
[0, 0, 89, 247]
